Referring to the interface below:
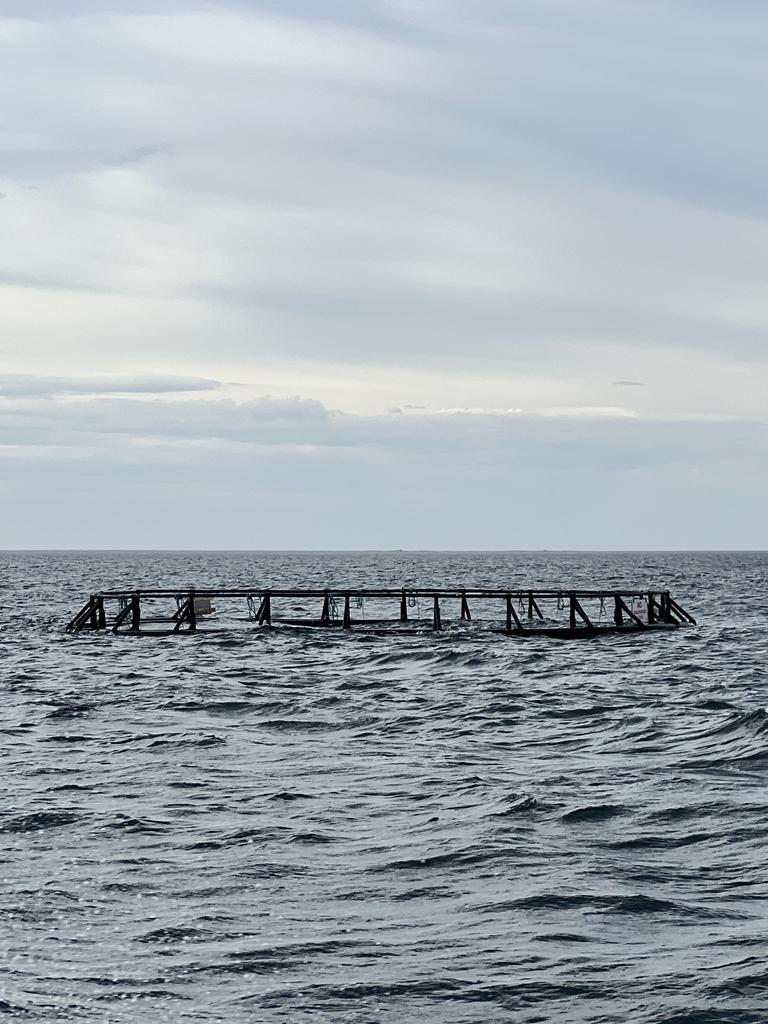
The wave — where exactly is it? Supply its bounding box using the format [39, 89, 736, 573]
[0, 811, 81, 833]
[481, 893, 743, 921]
[561, 803, 628, 823]
[677, 708, 768, 770]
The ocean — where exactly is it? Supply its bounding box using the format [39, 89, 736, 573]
[1, 550, 766, 1023]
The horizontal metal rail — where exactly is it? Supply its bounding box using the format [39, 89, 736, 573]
[94, 587, 673, 600]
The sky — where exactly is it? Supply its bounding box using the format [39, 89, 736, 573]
[1, 0, 766, 548]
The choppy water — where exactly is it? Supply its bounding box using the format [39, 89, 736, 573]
[1, 550, 767, 1023]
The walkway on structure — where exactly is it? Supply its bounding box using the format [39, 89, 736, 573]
[66, 587, 697, 639]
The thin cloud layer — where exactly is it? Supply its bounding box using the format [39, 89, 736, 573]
[0, 374, 225, 397]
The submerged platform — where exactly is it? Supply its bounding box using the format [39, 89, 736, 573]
[65, 587, 696, 639]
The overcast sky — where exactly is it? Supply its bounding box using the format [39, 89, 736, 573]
[1, 0, 766, 548]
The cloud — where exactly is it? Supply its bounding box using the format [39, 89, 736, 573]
[1, 2, 766, 386]
[0, 391, 765, 548]
[0, 391, 761, 469]
[0, 374, 225, 397]
[1, 1, 767, 545]
[111, 143, 173, 167]
[1, 1, 197, 16]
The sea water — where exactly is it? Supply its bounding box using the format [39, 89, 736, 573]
[1, 550, 766, 1023]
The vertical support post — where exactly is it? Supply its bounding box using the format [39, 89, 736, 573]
[343, 594, 351, 629]
[88, 595, 98, 629]
[527, 592, 534, 619]
[569, 594, 577, 629]
[321, 592, 331, 626]
[188, 590, 197, 633]
[130, 593, 141, 632]
[400, 591, 408, 623]
[614, 594, 624, 626]
[505, 594, 522, 634]
[96, 595, 106, 629]
[648, 592, 656, 624]
[460, 592, 471, 622]
[258, 592, 272, 625]
[433, 595, 442, 631]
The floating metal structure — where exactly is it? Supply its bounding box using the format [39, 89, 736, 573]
[65, 587, 696, 639]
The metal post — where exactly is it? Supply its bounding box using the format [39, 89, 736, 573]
[669, 596, 696, 625]
[460, 592, 471, 621]
[173, 598, 190, 633]
[570, 595, 593, 629]
[111, 601, 132, 635]
[505, 594, 522, 634]
[343, 594, 351, 629]
[617, 595, 645, 627]
[188, 590, 197, 633]
[321, 592, 331, 626]
[433, 595, 442, 631]
[527, 593, 543, 620]
[400, 591, 408, 623]
[130, 593, 141, 632]
[258, 592, 272, 625]
[614, 594, 623, 626]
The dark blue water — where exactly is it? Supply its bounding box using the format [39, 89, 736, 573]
[1, 551, 766, 1023]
